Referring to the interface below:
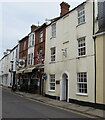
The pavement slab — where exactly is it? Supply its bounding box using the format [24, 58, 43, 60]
[86, 109, 105, 118]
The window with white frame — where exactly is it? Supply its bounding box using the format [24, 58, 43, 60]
[39, 31, 43, 43]
[51, 47, 56, 62]
[28, 54, 30, 65]
[28, 33, 34, 47]
[51, 23, 56, 37]
[28, 53, 33, 65]
[77, 7, 85, 24]
[78, 37, 86, 56]
[77, 72, 87, 94]
[49, 74, 55, 91]
[23, 41, 26, 50]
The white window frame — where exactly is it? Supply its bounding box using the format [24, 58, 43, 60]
[49, 74, 55, 91]
[77, 7, 85, 25]
[28, 54, 30, 65]
[51, 23, 56, 38]
[28, 53, 33, 66]
[78, 37, 86, 57]
[50, 47, 56, 62]
[30, 53, 33, 65]
[77, 72, 87, 94]
[39, 31, 43, 43]
[23, 41, 26, 50]
[28, 33, 35, 47]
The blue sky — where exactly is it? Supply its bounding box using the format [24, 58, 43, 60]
[0, 0, 85, 59]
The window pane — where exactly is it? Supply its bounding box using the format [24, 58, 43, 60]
[51, 47, 56, 61]
[77, 72, 87, 93]
[78, 38, 86, 56]
[78, 7, 85, 24]
[52, 23, 56, 37]
[50, 74, 55, 90]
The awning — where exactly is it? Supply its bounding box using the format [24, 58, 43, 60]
[35, 64, 44, 68]
[16, 68, 25, 74]
[24, 66, 36, 73]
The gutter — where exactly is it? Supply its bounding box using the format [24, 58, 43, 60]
[93, 0, 96, 104]
[93, 31, 105, 37]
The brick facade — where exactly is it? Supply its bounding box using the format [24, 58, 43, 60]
[19, 36, 28, 67]
[34, 23, 46, 65]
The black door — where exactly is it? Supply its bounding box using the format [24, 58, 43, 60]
[66, 78, 68, 102]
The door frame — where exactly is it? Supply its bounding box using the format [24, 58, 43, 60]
[60, 71, 69, 102]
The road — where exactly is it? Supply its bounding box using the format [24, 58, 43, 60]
[2, 88, 90, 119]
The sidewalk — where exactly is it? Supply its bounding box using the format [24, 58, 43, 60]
[3, 86, 105, 119]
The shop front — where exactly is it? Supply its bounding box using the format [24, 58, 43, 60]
[23, 65, 44, 94]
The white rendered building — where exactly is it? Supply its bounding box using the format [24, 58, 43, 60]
[44, 0, 98, 105]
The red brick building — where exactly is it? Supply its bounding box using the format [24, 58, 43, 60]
[16, 35, 29, 90]
[17, 23, 46, 94]
[19, 36, 28, 67]
[33, 23, 46, 95]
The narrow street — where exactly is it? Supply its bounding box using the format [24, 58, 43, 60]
[2, 88, 90, 119]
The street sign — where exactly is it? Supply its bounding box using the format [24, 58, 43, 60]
[42, 73, 47, 80]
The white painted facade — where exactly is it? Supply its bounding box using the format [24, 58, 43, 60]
[45, 1, 98, 103]
[0, 54, 11, 86]
[0, 45, 19, 87]
[9, 45, 19, 86]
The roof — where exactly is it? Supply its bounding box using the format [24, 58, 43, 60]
[47, 1, 86, 27]
[34, 23, 47, 32]
[10, 44, 18, 52]
[27, 23, 47, 36]
[0, 44, 19, 61]
[19, 35, 28, 42]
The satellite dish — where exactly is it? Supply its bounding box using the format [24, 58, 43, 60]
[18, 59, 25, 68]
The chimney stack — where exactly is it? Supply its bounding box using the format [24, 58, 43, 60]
[60, 2, 70, 16]
[31, 25, 37, 32]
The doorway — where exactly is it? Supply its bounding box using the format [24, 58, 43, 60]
[61, 73, 68, 101]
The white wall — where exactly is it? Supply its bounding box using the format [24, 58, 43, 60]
[0, 45, 19, 87]
[45, 1, 95, 103]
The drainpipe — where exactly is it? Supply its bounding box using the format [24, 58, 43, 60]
[93, 0, 96, 104]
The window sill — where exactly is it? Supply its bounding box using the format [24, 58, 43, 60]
[48, 90, 55, 92]
[76, 55, 87, 59]
[49, 61, 56, 64]
[76, 22, 86, 27]
[39, 41, 44, 44]
[50, 37, 56, 40]
[76, 93, 88, 96]
[28, 45, 34, 48]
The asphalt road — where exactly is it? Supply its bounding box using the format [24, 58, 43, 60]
[2, 88, 90, 119]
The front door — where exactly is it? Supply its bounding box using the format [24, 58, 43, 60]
[61, 73, 68, 101]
